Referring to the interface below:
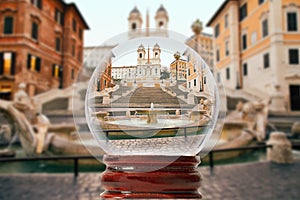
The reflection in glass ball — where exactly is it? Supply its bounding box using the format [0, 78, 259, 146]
[83, 36, 223, 157]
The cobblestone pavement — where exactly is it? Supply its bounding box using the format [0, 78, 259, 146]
[0, 160, 299, 200]
[107, 134, 206, 155]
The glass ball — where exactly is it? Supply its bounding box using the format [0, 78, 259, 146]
[73, 31, 225, 165]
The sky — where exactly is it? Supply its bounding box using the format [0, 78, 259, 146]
[65, 0, 224, 47]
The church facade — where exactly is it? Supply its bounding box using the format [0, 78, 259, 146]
[112, 44, 162, 81]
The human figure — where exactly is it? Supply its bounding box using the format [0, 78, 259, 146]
[13, 83, 32, 110]
[13, 83, 36, 123]
[34, 113, 50, 154]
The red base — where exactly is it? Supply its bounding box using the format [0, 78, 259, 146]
[100, 155, 202, 199]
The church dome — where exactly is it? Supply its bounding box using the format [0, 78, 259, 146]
[130, 6, 141, 14]
[153, 43, 160, 49]
[138, 44, 145, 50]
[155, 4, 169, 23]
[157, 4, 167, 13]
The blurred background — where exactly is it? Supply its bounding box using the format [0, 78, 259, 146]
[0, 0, 299, 199]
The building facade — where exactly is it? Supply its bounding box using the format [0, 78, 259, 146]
[186, 19, 214, 69]
[84, 5, 169, 91]
[170, 50, 207, 93]
[0, 0, 89, 99]
[112, 44, 162, 81]
[169, 56, 190, 81]
[207, 0, 300, 111]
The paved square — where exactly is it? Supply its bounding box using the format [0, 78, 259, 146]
[0, 160, 299, 200]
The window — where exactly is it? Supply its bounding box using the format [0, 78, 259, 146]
[55, 8, 63, 25]
[4, 16, 13, 34]
[243, 63, 248, 76]
[159, 21, 164, 27]
[79, 28, 83, 39]
[217, 72, 221, 83]
[188, 68, 190, 76]
[224, 14, 228, 28]
[215, 24, 220, 38]
[31, 0, 42, 9]
[289, 49, 299, 65]
[52, 64, 60, 78]
[287, 12, 298, 31]
[240, 3, 247, 21]
[258, 0, 265, 5]
[0, 52, 16, 75]
[27, 54, 41, 72]
[225, 41, 229, 56]
[263, 53, 270, 68]
[31, 22, 39, 40]
[77, 48, 82, 62]
[262, 19, 268, 37]
[55, 37, 61, 52]
[204, 76, 207, 84]
[72, 42, 76, 57]
[71, 69, 75, 79]
[226, 68, 230, 80]
[132, 23, 137, 30]
[72, 18, 77, 32]
[216, 49, 220, 62]
[242, 34, 247, 50]
[139, 53, 142, 58]
[188, 82, 191, 88]
[194, 79, 197, 86]
[251, 32, 257, 44]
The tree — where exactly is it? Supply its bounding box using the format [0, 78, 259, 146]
[160, 70, 170, 80]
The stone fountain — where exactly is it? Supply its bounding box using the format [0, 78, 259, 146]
[0, 83, 104, 157]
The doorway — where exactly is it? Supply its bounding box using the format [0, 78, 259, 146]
[290, 85, 300, 111]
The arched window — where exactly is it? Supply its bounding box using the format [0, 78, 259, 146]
[139, 53, 142, 58]
[159, 21, 164, 27]
[132, 23, 137, 30]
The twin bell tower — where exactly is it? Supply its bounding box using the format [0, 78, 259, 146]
[128, 5, 169, 39]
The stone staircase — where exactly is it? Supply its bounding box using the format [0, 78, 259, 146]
[225, 87, 262, 110]
[93, 84, 132, 104]
[112, 87, 187, 108]
[169, 85, 189, 98]
[111, 85, 132, 97]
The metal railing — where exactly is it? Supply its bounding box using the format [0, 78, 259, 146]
[0, 155, 103, 178]
[0, 143, 299, 178]
[207, 144, 273, 170]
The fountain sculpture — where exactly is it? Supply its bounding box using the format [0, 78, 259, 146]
[77, 33, 226, 199]
[0, 83, 103, 157]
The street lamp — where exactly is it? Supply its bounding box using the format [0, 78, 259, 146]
[59, 66, 63, 89]
[124, 73, 127, 83]
[134, 68, 137, 84]
[200, 65, 204, 92]
[96, 77, 100, 91]
[174, 51, 181, 81]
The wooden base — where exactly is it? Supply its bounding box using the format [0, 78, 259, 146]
[100, 155, 202, 199]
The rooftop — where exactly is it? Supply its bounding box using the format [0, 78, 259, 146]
[206, 0, 231, 26]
